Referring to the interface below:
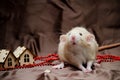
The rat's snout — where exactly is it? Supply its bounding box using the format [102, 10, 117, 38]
[70, 36, 77, 45]
[71, 36, 75, 41]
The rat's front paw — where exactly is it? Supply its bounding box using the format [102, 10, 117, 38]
[86, 69, 92, 73]
[86, 67, 92, 73]
[82, 69, 92, 73]
[52, 62, 64, 69]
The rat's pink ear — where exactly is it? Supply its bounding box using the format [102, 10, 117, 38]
[60, 35, 67, 42]
[86, 34, 95, 42]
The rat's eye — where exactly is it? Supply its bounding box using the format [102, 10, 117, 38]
[79, 33, 82, 36]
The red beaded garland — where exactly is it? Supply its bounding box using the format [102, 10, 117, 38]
[0, 53, 120, 71]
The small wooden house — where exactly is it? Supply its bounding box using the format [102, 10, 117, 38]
[13, 46, 34, 66]
[0, 49, 17, 68]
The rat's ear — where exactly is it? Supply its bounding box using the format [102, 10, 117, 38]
[60, 35, 67, 42]
[86, 34, 95, 42]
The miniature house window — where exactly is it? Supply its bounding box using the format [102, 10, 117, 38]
[5, 53, 7, 55]
[24, 54, 29, 62]
[8, 58, 12, 66]
[3, 57, 5, 60]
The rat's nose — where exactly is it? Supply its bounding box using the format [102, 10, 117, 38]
[71, 36, 75, 41]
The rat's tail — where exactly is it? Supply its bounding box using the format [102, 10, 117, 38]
[98, 43, 120, 51]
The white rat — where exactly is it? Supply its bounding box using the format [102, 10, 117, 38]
[53, 27, 120, 72]
[53, 27, 99, 72]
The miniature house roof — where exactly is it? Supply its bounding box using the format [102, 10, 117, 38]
[13, 46, 26, 58]
[0, 49, 10, 63]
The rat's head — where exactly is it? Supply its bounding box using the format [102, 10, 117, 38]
[66, 27, 95, 46]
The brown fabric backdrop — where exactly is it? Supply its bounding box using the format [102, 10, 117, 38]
[0, 0, 120, 80]
[0, 0, 120, 56]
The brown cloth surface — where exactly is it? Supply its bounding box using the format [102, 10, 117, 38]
[0, 0, 120, 80]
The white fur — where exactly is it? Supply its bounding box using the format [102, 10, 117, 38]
[53, 27, 98, 73]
